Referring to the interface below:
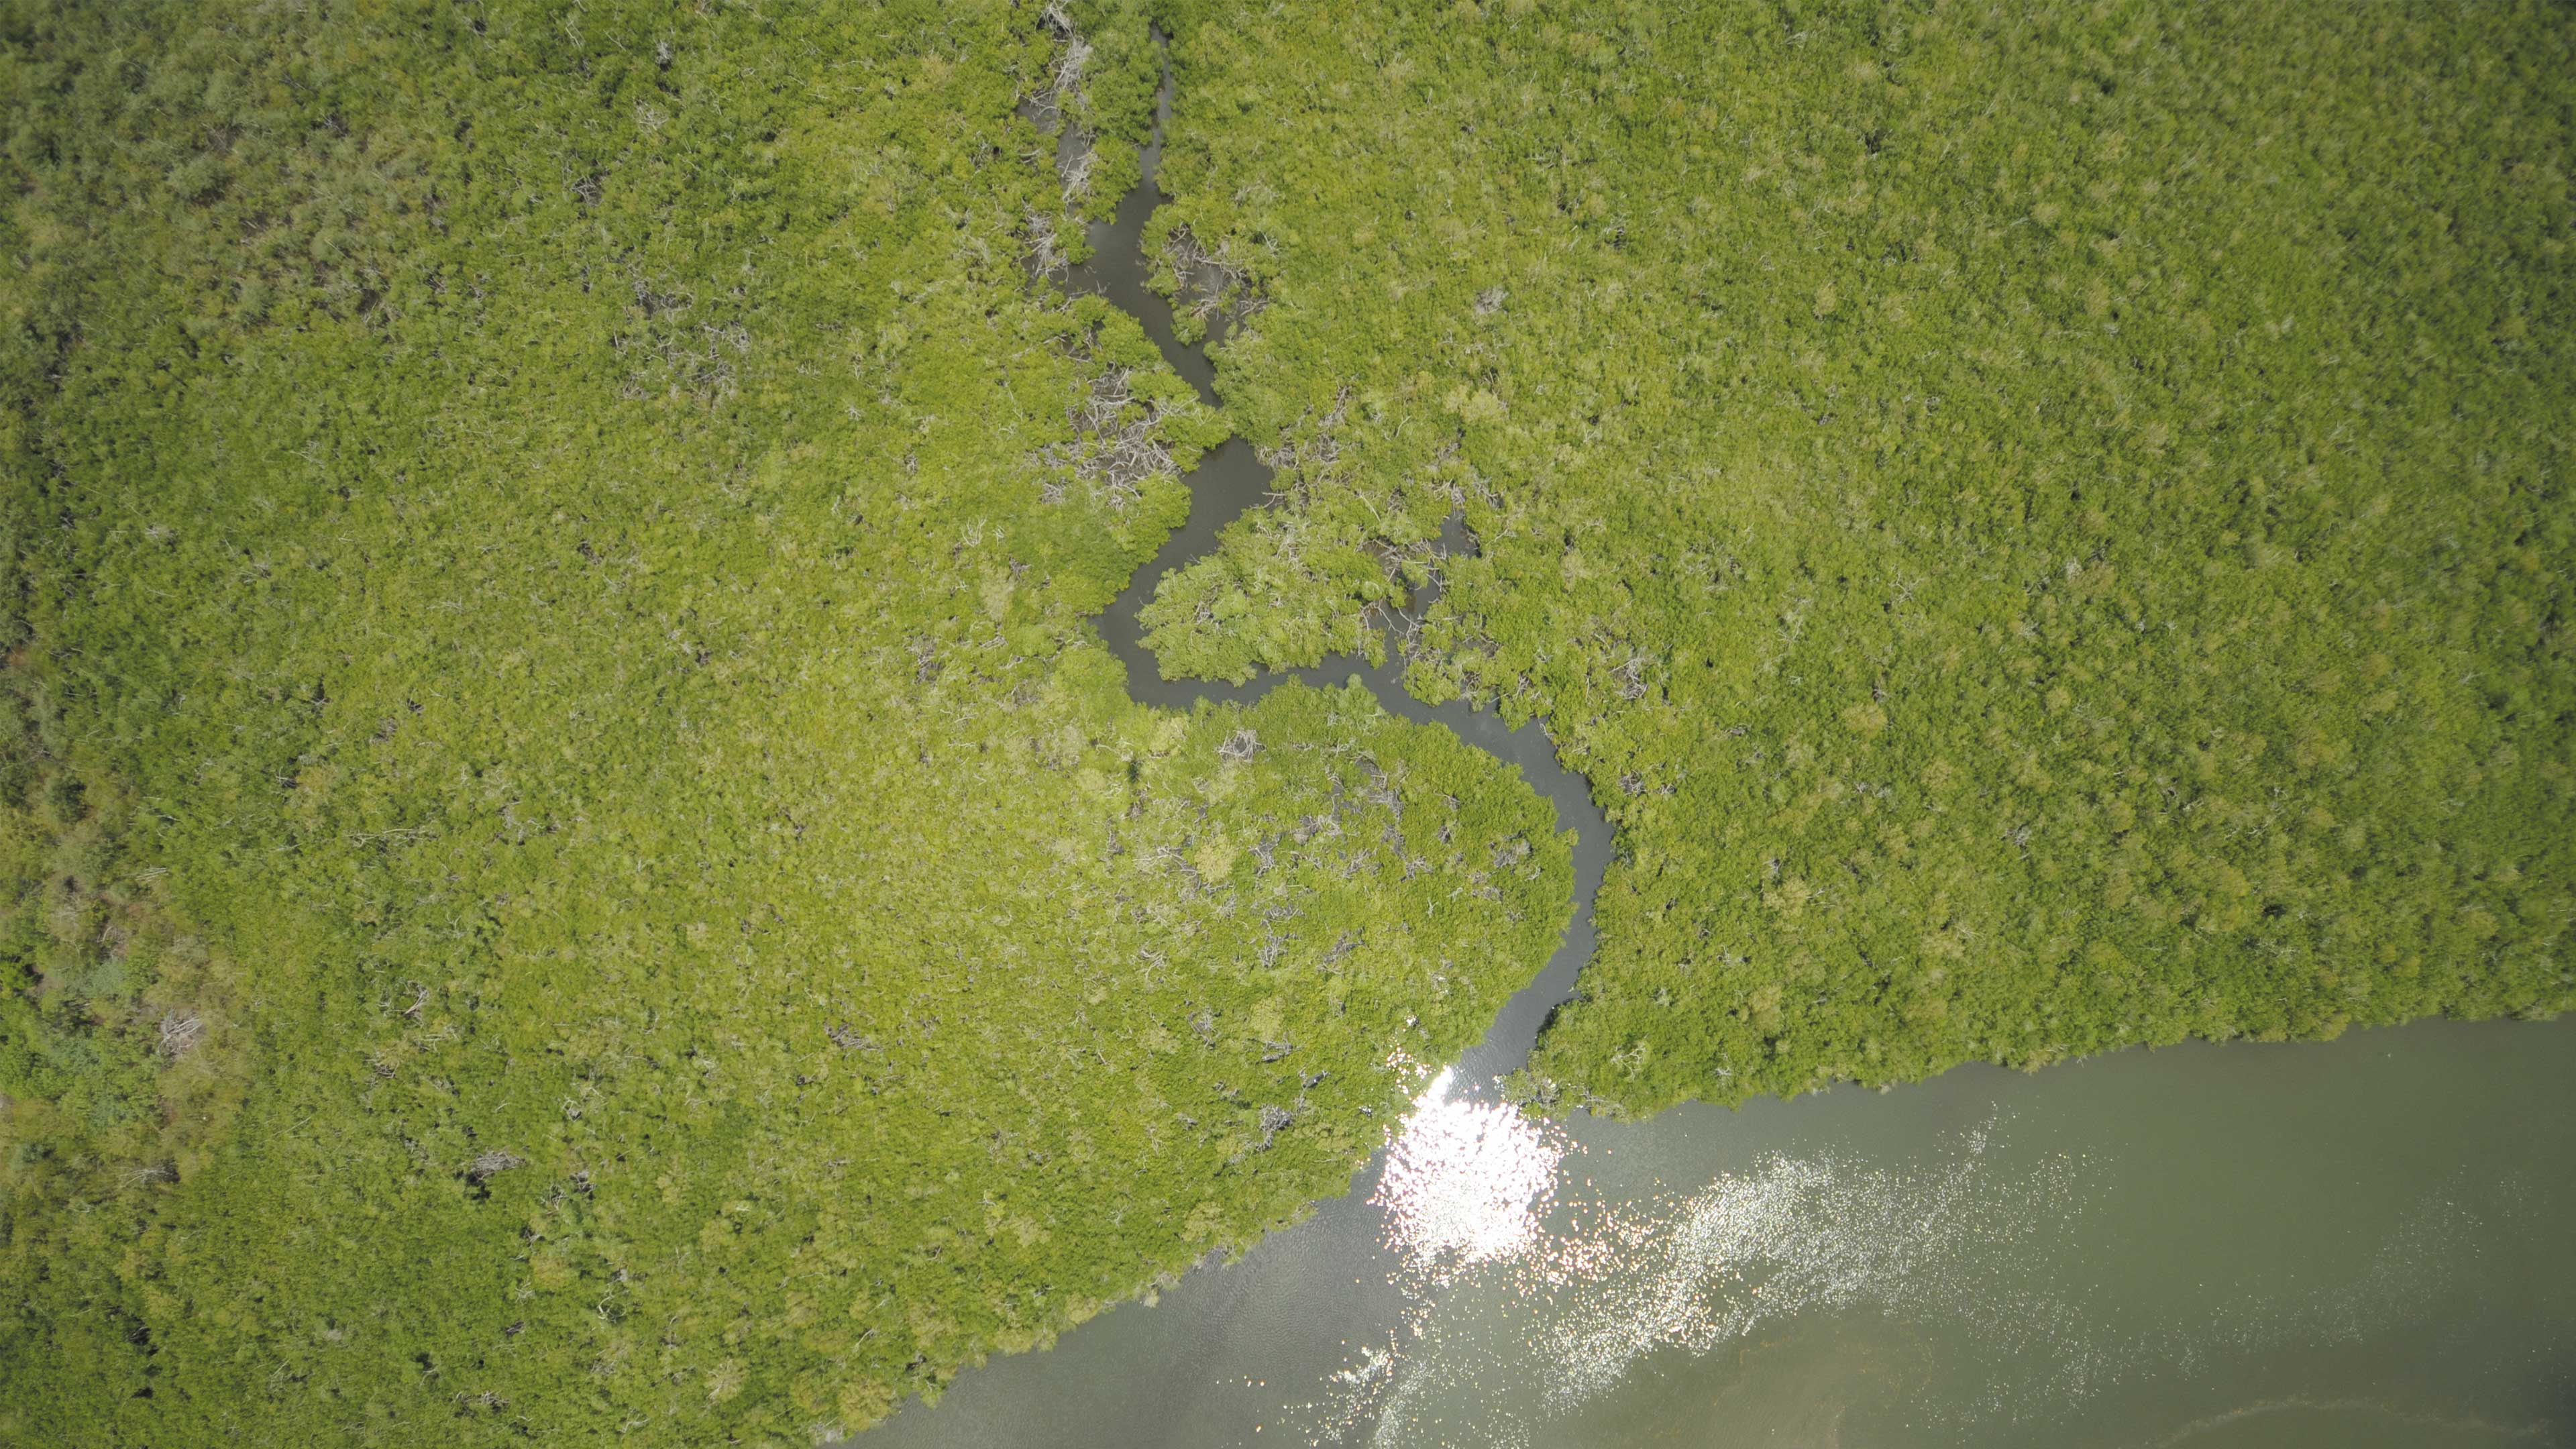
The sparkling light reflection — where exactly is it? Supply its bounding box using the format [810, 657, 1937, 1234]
[1313, 1119, 2081, 1446]
[1369, 1067, 1570, 1272]
[1288, 1108, 2483, 1449]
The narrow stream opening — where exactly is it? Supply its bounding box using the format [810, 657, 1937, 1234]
[1064, 37, 1614, 1097]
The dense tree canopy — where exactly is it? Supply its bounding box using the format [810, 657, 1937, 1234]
[0, 1, 1565, 1441]
[1135, 0, 2575, 1110]
[3, 0, 2568, 1441]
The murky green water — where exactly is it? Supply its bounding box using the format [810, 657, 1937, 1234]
[864, 50, 2576, 1449]
[874, 1018, 2575, 1448]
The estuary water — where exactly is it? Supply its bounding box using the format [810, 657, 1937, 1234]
[863, 60, 2576, 1449]
[875, 1019, 2576, 1448]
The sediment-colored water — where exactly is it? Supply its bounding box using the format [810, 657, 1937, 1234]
[865, 58, 2576, 1449]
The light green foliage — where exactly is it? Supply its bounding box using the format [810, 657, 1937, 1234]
[0, 0, 1566, 1442]
[1143, 0, 2575, 1111]
[1057, 0, 1159, 223]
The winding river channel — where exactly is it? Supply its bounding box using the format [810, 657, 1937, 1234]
[865, 60, 2576, 1449]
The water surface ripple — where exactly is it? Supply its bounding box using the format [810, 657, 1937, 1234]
[861, 55, 2576, 1449]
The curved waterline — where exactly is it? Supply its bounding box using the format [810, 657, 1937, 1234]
[1067, 50, 1614, 1097]
[863, 46, 2576, 1449]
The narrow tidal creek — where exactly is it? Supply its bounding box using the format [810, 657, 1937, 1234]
[1071, 69, 1616, 1097]
[864, 60, 2576, 1449]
